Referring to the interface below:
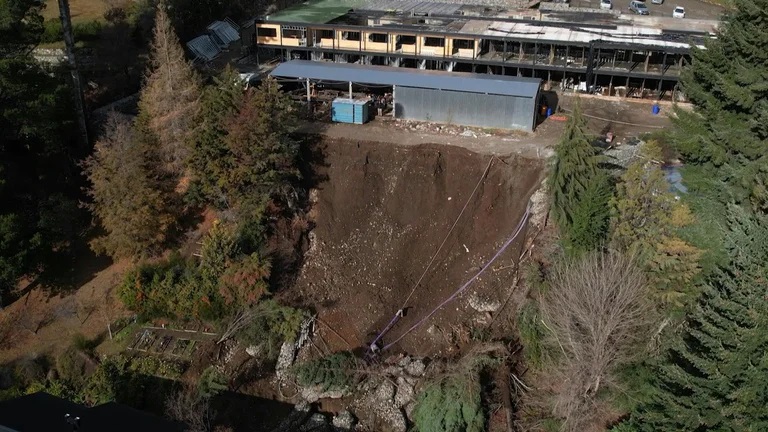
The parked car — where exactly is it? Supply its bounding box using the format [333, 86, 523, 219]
[651, 0, 663, 4]
[672, 6, 686, 17]
[600, 0, 613, 9]
[629, 0, 650, 14]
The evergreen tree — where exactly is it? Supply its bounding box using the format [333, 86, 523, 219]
[672, 0, 768, 212]
[83, 115, 178, 259]
[564, 171, 612, 253]
[617, 206, 768, 431]
[1, 0, 81, 301]
[548, 98, 606, 252]
[222, 77, 300, 209]
[188, 66, 245, 207]
[137, 2, 201, 174]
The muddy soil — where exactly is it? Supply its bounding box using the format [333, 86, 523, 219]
[290, 138, 544, 357]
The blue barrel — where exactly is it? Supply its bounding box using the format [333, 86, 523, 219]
[652, 104, 661, 115]
[546, 107, 553, 117]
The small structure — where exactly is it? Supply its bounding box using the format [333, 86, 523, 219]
[331, 98, 372, 124]
[272, 60, 542, 131]
[187, 19, 241, 63]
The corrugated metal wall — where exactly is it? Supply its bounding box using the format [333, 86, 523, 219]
[394, 86, 537, 131]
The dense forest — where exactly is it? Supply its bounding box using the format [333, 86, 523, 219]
[1, 0, 767, 430]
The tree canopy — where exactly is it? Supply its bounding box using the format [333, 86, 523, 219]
[136, 2, 201, 174]
[83, 115, 178, 259]
[615, 206, 768, 431]
[548, 98, 610, 254]
[1, 0, 81, 302]
[672, 0, 768, 211]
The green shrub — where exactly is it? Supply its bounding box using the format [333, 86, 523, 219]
[294, 352, 356, 391]
[128, 356, 185, 379]
[56, 347, 89, 388]
[198, 366, 227, 398]
[413, 374, 484, 432]
[516, 302, 550, 369]
[40, 19, 104, 44]
[118, 255, 218, 320]
[236, 299, 305, 359]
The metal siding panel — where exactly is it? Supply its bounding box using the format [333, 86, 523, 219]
[272, 60, 542, 98]
[395, 87, 534, 131]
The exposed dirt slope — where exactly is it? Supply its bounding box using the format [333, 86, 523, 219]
[291, 138, 544, 357]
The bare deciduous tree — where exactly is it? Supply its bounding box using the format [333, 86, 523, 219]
[165, 385, 213, 432]
[540, 252, 652, 430]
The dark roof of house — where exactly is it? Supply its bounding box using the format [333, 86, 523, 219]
[271, 60, 542, 97]
[0, 392, 184, 432]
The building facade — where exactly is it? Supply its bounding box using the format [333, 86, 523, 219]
[252, 0, 718, 101]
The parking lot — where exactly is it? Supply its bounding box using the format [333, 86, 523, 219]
[569, 0, 725, 20]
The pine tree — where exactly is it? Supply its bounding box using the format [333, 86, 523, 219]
[137, 2, 201, 174]
[83, 114, 178, 259]
[617, 206, 768, 431]
[221, 77, 300, 214]
[548, 98, 605, 250]
[565, 171, 612, 253]
[672, 0, 768, 211]
[188, 66, 245, 207]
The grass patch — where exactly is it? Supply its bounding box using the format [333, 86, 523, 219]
[677, 164, 729, 276]
[41, 18, 103, 44]
[43, 0, 109, 23]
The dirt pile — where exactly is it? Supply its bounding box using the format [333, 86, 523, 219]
[292, 138, 544, 356]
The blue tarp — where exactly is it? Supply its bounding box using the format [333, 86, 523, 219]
[663, 166, 688, 194]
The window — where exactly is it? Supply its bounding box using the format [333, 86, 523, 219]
[319, 29, 335, 39]
[424, 37, 445, 47]
[369, 33, 387, 43]
[453, 39, 474, 50]
[399, 35, 417, 45]
[342, 31, 361, 41]
[257, 27, 277, 37]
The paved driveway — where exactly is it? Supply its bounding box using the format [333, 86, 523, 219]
[569, 0, 725, 20]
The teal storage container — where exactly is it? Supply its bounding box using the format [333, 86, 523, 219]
[331, 98, 370, 124]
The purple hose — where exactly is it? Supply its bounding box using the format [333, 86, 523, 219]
[381, 206, 531, 351]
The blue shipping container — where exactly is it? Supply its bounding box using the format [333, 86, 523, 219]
[331, 98, 371, 124]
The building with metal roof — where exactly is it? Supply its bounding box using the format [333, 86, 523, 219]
[252, 0, 720, 101]
[272, 60, 542, 131]
[187, 35, 221, 62]
[207, 20, 241, 47]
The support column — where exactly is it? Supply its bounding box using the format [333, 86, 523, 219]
[306, 78, 311, 103]
[644, 51, 650, 73]
[549, 44, 554, 65]
[626, 76, 630, 97]
[349, 81, 353, 99]
[608, 75, 613, 97]
[392, 85, 396, 117]
[641, 78, 646, 98]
